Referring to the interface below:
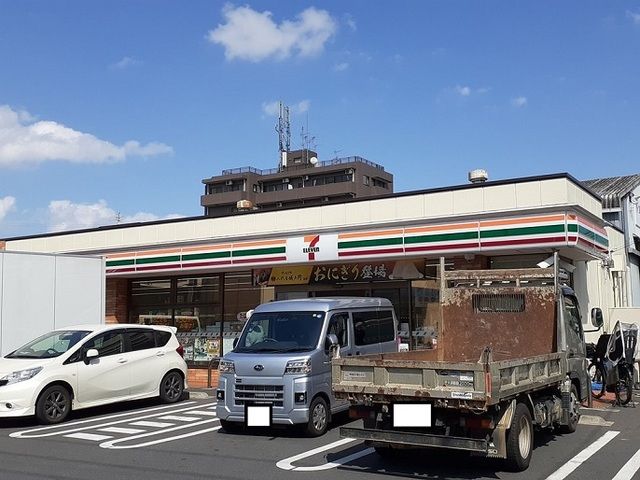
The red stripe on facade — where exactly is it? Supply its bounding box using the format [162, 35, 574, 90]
[136, 264, 182, 271]
[577, 238, 608, 252]
[182, 260, 233, 269]
[404, 243, 479, 253]
[481, 236, 566, 248]
[338, 247, 405, 257]
[232, 256, 288, 264]
[106, 267, 136, 274]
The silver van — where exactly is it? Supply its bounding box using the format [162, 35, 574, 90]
[216, 297, 398, 436]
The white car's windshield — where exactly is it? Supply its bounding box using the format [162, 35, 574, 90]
[6, 330, 91, 359]
[234, 311, 325, 353]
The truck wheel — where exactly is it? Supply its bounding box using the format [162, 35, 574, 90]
[559, 385, 580, 434]
[304, 396, 329, 437]
[220, 419, 242, 433]
[36, 384, 72, 425]
[505, 403, 533, 472]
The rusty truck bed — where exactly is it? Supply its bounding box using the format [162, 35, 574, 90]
[332, 351, 566, 409]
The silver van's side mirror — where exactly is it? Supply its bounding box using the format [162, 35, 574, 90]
[84, 348, 99, 364]
[325, 333, 340, 359]
[591, 308, 604, 329]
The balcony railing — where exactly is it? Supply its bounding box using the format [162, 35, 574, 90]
[220, 156, 385, 177]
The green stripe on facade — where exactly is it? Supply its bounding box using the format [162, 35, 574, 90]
[182, 251, 231, 261]
[403, 231, 478, 245]
[106, 259, 135, 267]
[578, 226, 608, 247]
[338, 237, 403, 249]
[232, 246, 286, 257]
[480, 224, 564, 239]
[136, 255, 181, 265]
[567, 224, 578, 232]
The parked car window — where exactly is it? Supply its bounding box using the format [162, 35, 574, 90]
[127, 329, 157, 351]
[6, 330, 90, 359]
[155, 330, 172, 347]
[328, 313, 349, 347]
[83, 331, 125, 357]
[353, 310, 395, 346]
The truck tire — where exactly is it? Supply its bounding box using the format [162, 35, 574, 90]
[304, 396, 329, 437]
[559, 384, 580, 434]
[505, 403, 533, 472]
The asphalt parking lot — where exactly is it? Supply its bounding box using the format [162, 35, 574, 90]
[0, 395, 639, 480]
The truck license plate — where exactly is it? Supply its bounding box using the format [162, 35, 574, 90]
[392, 404, 432, 427]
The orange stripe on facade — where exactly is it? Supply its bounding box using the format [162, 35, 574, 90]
[404, 222, 477, 234]
[338, 229, 404, 240]
[480, 214, 565, 228]
[106, 252, 136, 259]
[233, 239, 286, 248]
[135, 247, 182, 257]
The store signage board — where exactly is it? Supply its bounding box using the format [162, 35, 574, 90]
[286, 234, 339, 264]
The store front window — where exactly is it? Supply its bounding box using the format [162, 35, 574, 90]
[130, 275, 223, 366]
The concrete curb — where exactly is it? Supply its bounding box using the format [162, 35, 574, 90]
[188, 390, 213, 399]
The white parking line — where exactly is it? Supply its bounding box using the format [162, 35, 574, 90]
[99, 417, 220, 449]
[276, 438, 374, 472]
[10, 402, 216, 439]
[65, 433, 113, 441]
[186, 410, 217, 416]
[99, 427, 146, 435]
[158, 415, 201, 422]
[130, 421, 174, 428]
[545, 430, 620, 480]
[100, 425, 222, 449]
[612, 448, 640, 480]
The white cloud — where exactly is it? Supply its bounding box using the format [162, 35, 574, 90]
[0, 196, 16, 222]
[344, 14, 357, 31]
[511, 96, 528, 108]
[455, 85, 471, 97]
[627, 10, 640, 25]
[333, 62, 349, 71]
[207, 5, 337, 62]
[0, 105, 173, 167]
[47, 199, 183, 232]
[110, 56, 141, 70]
[262, 99, 311, 116]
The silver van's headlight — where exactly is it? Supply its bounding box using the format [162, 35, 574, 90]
[219, 360, 235, 374]
[0, 367, 43, 385]
[284, 359, 311, 375]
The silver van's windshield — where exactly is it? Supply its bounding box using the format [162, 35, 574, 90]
[234, 311, 325, 353]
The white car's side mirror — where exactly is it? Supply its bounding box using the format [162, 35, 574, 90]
[85, 348, 99, 364]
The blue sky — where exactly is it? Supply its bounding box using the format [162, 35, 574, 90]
[1, 1, 640, 237]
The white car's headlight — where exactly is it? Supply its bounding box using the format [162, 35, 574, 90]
[219, 360, 235, 374]
[284, 359, 311, 375]
[0, 367, 43, 385]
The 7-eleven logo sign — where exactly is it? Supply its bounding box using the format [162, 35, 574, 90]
[302, 235, 320, 261]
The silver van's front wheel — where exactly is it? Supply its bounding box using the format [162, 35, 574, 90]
[304, 397, 329, 437]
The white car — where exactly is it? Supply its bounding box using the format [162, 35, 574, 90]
[0, 324, 188, 424]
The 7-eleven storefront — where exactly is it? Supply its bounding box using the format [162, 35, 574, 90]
[2, 174, 609, 387]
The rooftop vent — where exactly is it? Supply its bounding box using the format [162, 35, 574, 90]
[468, 169, 489, 184]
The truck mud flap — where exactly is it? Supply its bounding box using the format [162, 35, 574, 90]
[340, 427, 488, 454]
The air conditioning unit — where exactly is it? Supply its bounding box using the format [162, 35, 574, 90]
[282, 178, 289, 183]
[225, 180, 234, 186]
[236, 200, 254, 211]
[303, 175, 309, 181]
